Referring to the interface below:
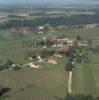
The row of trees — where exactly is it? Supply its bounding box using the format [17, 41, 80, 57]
[27, 48, 56, 59]
[22, 39, 52, 48]
[1, 13, 99, 30]
[65, 38, 89, 72]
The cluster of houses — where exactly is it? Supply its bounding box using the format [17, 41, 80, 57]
[27, 35, 89, 69]
[12, 25, 89, 69]
[37, 25, 68, 33]
[47, 36, 89, 53]
[27, 54, 63, 69]
[37, 23, 97, 33]
[10, 23, 97, 35]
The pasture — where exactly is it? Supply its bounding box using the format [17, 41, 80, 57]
[0, 58, 67, 100]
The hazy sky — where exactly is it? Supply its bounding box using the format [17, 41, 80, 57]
[0, 0, 99, 5]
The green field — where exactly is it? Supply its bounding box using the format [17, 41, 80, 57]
[73, 52, 99, 96]
[65, 11, 95, 16]
[0, 58, 68, 100]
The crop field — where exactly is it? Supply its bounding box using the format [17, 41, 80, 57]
[65, 11, 95, 16]
[73, 52, 99, 96]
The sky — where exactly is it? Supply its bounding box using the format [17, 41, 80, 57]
[0, 0, 99, 5]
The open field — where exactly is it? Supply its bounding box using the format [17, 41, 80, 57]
[73, 52, 99, 96]
[65, 11, 95, 16]
[0, 58, 68, 100]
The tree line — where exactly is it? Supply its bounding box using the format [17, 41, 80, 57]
[1, 13, 99, 30]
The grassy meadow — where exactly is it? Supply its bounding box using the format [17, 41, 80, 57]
[0, 57, 67, 100]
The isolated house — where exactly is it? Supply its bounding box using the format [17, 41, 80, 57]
[85, 23, 97, 29]
[19, 27, 29, 34]
[28, 63, 40, 69]
[37, 26, 44, 33]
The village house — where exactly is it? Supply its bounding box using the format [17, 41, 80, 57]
[67, 37, 76, 46]
[28, 63, 40, 69]
[85, 23, 97, 29]
[48, 26, 55, 32]
[78, 40, 88, 47]
[47, 36, 59, 45]
[19, 27, 29, 34]
[48, 54, 62, 64]
[37, 26, 44, 33]
[58, 45, 69, 53]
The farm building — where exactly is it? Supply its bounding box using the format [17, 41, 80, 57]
[78, 40, 88, 47]
[85, 23, 97, 29]
[67, 37, 76, 46]
[37, 26, 44, 33]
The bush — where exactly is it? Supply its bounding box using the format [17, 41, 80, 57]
[4, 60, 14, 67]
[0, 87, 11, 97]
[12, 66, 21, 71]
[0, 65, 9, 71]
